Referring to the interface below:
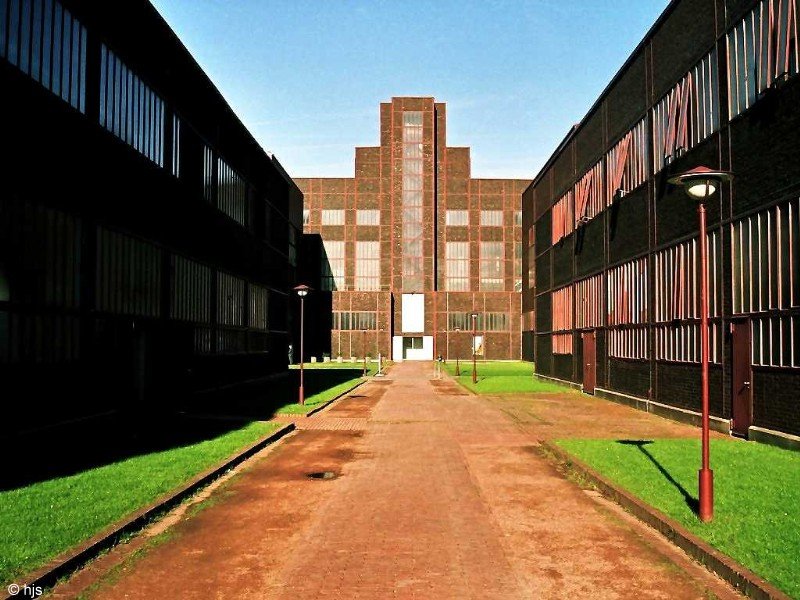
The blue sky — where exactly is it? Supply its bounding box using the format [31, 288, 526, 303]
[150, 0, 669, 180]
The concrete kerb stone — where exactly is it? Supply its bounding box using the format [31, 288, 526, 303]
[7, 423, 296, 600]
[539, 440, 792, 600]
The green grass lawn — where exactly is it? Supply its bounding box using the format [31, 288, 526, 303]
[442, 360, 567, 394]
[0, 421, 279, 586]
[555, 438, 800, 597]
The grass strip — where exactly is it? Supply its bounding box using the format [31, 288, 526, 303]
[555, 438, 800, 598]
[441, 360, 567, 394]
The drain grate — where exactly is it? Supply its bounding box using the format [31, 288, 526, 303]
[306, 471, 337, 480]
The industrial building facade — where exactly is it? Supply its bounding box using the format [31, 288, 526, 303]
[0, 0, 302, 429]
[524, 0, 800, 442]
[297, 97, 529, 362]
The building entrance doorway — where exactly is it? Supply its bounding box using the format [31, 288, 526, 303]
[731, 319, 752, 437]
[582, 330, 596, 394]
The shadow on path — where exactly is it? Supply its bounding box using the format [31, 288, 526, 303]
[617, 440, 699, 515]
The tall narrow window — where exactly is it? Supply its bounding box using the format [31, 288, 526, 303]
[605, 117, 648, 199]
[402, 111, 425, 291]
[100, 44, 164, 166]
[551, 191, 574, 244]
[2, 0, 86, 112]
[445, 242, 470, 291]
[355, 241, 380, 290]
[479, 241, 504, 291]
[652, 48, 719, 173]
[575, 273, 603, 329]
[574, 161, 604, 225]
[321, 240, 345, 291]
[172, 114, 181, 178]
[217, 157, 248, 227]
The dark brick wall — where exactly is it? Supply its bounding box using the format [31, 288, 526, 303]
[606, 53, 648, 144]
[608, 188, 648, 264]
[575, 217, 605, 277]
[553, 352, 574, 382]
[752, 369, 800, 437]
[536, 293, 551, 334]
[551, 238, 574, 288]
[536, 334, 552, 376]
[608, 359, 651, 398]
[729, 78, 800, 217]
[655, 363, 724, 416]
[522, 331, 535, 362]
[596, 330, 607, 387]
[536, 249, 551, 292]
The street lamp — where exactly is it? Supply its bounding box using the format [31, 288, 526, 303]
[454, 327, 461, 376]
[667, 165, 732, 523]
[294, 284, 312, 405]
[470, 312, 478, 384]
[362, 328, 368, 377]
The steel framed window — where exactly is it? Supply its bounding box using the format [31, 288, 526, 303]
[609, 326, 649, 360]
[655, 323, 720, 363]
[553, 333, 573, 355]
[552, 285, 574, 333]
[355, 241, 381, 291]
[575, 273, 603, 329]
[605, 117, 649, 199]
[574, 161, 605, 225]
[551, 190, 574, 244]
[652, 48, 720, 173]
[217, 158, 247, 228]
[607, 257, 648, 326]
[445, 241, 470, 291]
[171, 255, 211, 324]
[479, 241, 504, 291]
[480, 210, 504, 227]
[402, 111, 425, 292]
[731, 198, 800, 314]
[321, 209, 345, 226]
[655, 232, 720, 322]
[356, 209, 380, 225]
[728, 0, 799, 119]
[752, 315, 799, 367]
[321, 240, 345, 291]
[446, 209, 469, 226]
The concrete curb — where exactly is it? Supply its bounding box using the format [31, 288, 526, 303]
[8, 423, 296, 600]
[539, 441, 791, 600]
[304, 377, 370, 417]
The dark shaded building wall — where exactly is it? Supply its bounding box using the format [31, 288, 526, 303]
[0, 0, 301, 431]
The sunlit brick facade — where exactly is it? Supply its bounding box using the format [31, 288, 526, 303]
[296, 97, 529, 361]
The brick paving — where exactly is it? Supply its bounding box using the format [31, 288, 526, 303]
[53, 361, 743, 599]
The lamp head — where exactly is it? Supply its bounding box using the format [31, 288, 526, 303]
[293, 284, 311, 298]
[667, 166, 732, 201]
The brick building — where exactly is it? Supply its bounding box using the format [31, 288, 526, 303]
[0, 0, 302, 430]
[297, 97, 529, 362]
[523, 0, 800, 443]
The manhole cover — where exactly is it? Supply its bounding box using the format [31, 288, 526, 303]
[306, 471, 337, 480]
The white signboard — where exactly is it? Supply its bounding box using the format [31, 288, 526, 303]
[401, 294, 425, 333]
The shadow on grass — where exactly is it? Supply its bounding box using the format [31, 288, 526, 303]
[0, 412, 249, 492]
[617, 440, 699, 515]
[1, 369, 363, 493]
[181, 368, 364, 420]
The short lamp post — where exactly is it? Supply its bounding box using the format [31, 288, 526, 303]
[470, 312, 478, 384]
[294, 284, 312, 405]
[454, 327, 461, 376]
[667, 165, 732, 523]
[362, 328, 368, 377]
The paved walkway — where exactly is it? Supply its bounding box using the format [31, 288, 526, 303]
[52, 362, 740, 599]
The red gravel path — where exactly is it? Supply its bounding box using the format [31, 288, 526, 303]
[50, 362, 741, 599]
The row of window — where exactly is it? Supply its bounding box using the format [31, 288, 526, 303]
[402, 111, 425, 292]
[332, 311, 377, 331]
[1, 1, 282, 238]
[447, 312, 510, 331]
[1, 0, 87, 113]
[728, 0, 799, 119]
[548, 198, 800, 366]
[550, 0, 799, 244]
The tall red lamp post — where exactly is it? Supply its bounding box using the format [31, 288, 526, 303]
[470, 312, 478, 384]
[454, 327, 461, 376]
[294, 284, 312, 405]
[667, 166, 732, 523]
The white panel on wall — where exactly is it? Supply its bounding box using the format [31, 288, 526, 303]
[401, 293, 425, 333]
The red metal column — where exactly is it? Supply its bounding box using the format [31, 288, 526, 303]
[298, 296, 305, 405]
[698, 203, 713, 521]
